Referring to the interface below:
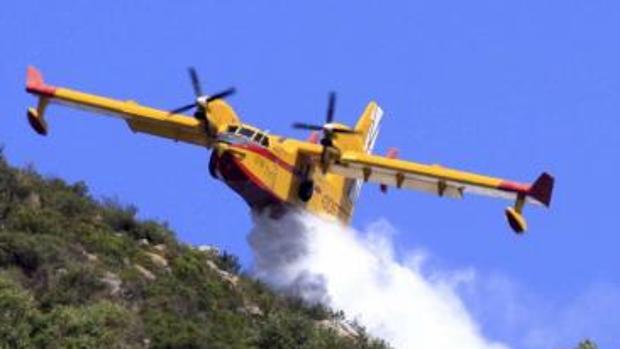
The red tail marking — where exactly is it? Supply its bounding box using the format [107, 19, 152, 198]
[386, 147, 399, 159]
[380, 147, 400, 193]
[307, 131, 320, 144]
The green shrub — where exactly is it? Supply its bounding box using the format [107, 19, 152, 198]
[130, 220, 173, 245]
[33, 301, 141, 349]
[4, 206, 65, 236]
[0, 277, 36, 349]
[38, 264, 107, 308]
[215, 250, 241, 275]
[48, 185, 96, 220]
[143, 310, 209, 349]
[0, 232, 70, 275]
[203, 310, 255, 349]
[171, 250, 209, 283]
[101, 199, 139, 233]
[255, 312, 314, 349]
[79, 227, 138, 268]
[100, 199, 174, 245]
[576, 340, 598, 349]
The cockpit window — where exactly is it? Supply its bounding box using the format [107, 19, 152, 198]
[253, 132, 270, 147]
[238, 127, 256, 138]
[224, 125, 269, 147]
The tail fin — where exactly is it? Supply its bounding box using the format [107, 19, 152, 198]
[529, 172, 554, 207]
[342, 102, 384, 207]
[354, 102, 384, 154]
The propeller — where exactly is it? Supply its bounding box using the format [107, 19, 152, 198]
[292, 92, 357, 170]
[169, 67, 236, 120]
[292, 92, 356, 135]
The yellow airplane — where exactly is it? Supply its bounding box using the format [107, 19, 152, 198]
[25, 66, 554, 234]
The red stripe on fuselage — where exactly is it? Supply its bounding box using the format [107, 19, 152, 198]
[229, 156, 284, 206]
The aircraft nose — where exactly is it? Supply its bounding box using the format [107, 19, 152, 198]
[216, 150, 247, 182]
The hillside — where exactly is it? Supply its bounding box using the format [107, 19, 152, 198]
[0, 150, 389, 349]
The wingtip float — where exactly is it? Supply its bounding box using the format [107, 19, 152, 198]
[503, 172, 555, 234]
[25, 66, 55, 136]
[25, 66, 555, 234]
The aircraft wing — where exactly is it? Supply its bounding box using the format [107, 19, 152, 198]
[330, 150, 554, 213]
[330, 150, 554, 232]
[24, 66, 234, 147]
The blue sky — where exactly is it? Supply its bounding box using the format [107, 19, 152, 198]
[2, 1, 619, 347]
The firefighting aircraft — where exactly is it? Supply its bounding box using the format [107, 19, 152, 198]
[24, 66, 554, 233]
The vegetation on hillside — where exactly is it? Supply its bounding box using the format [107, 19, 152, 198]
[0, 149, 389, 349]
[575, 340, 597, 349]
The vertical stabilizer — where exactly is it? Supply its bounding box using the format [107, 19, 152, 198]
[344, 102, 385, 206]
[354, 101, 384, 154]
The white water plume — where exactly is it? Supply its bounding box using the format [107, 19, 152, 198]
[247, 210, 508, 349]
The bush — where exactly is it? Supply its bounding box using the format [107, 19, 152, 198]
[215, 250, 241, 275]
[79, 227, 138, 269]
[49, 185, 96, 220]
[577, 340, 598, 349]
[33, 301, 142, 348]
[0, 155, 17, 223]
[38, 264, 107, 308]
[100, 199, 173, 245]
[0, 233, 70, 275]
[255, 312, 314, 349]
[0, 277, 36, 349]
[131, 220, 173, 245]
[143, 310, 209, 349]
[4, 206, 65, 236]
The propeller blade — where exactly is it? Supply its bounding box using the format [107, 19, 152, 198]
[169, 103, 197, 115]
[292, 122, 324, 131]
[326, 92, 336, 123]
[188, 67, 203, 97]
[206, 87, 236, 102]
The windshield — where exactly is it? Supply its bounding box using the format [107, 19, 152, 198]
[225, 125, 270, 147]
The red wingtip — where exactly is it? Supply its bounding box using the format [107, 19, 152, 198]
[25, 66, 56, 96]
[26, 66, 43, 86]
[529, 172, 554, 207]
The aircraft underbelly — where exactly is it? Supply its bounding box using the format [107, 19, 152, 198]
[214, 151, 283, 210]
[212, 148, 351, 223]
